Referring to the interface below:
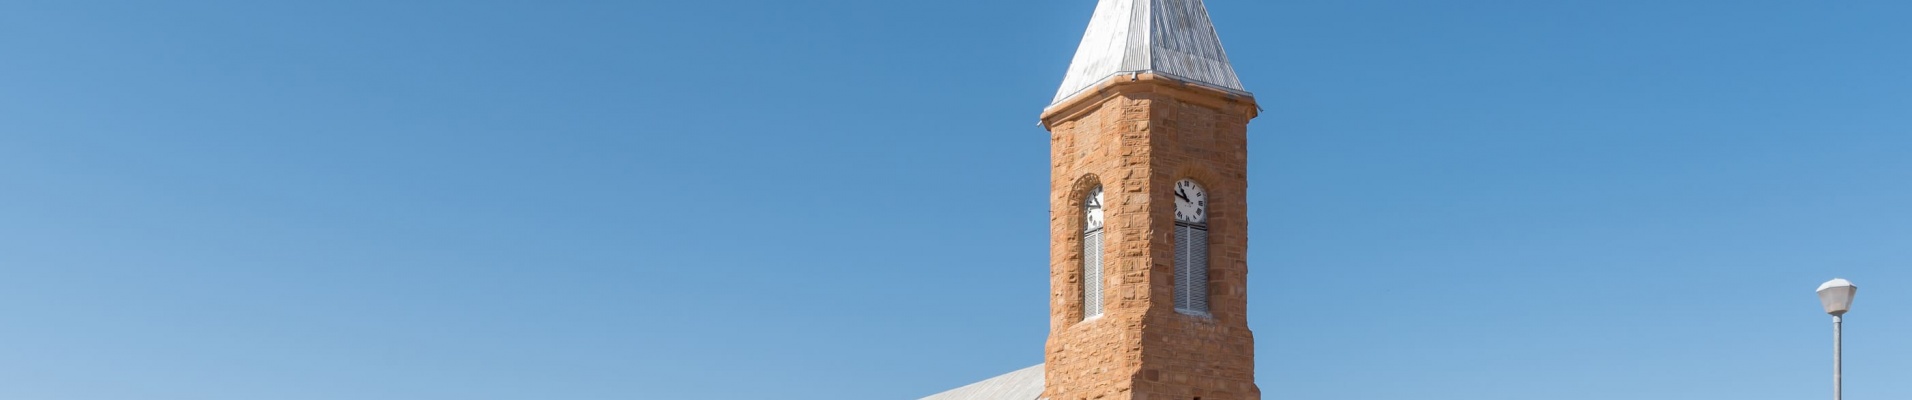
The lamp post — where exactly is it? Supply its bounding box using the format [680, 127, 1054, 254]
[1817, 278, 1858, 400]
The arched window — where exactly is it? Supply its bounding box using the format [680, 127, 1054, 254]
[1172, 179, 1209, 315]
[1082, 185, 1105, 319]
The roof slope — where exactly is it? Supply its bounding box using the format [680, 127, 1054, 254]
[919, 364, 1044, 400]
[1052, 0, 1248, 105]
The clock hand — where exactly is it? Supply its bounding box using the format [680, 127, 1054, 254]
[1175, 190, 1190, 202]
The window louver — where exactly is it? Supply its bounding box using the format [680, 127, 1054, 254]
[1174, 224, 1210, 315]
[1188, 227, 1209, 314]
[1083, 229, 1103, 318]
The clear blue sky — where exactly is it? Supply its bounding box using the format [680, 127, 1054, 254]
[2, 1, 1908, 399]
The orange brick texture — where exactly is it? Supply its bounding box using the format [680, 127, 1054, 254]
[1040, 74, 1260, 400]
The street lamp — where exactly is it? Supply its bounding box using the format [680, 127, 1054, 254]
[1817, 278, 1857, 400]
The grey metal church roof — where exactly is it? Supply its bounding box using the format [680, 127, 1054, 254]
[918, 364, 1044, 400]
[1052, 0, 1249, 106]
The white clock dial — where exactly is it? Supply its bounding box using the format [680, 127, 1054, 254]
[1173, 179, 1207, 224]
[1085, 186, 1105, 230]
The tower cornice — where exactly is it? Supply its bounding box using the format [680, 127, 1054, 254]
[1041, 72, 1259, 128]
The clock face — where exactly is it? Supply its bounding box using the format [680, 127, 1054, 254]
[1173, 179, 1207, 224]
[1085, 186, 1105, 230]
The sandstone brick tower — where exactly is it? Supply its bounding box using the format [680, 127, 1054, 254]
[1039, 1, 1260, 400]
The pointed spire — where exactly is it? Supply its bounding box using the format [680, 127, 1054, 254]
[1052, 0, 1248, 106]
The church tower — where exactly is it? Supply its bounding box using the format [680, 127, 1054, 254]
[1040, 1, 1259, 400]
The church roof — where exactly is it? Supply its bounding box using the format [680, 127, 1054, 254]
[1051, 0, 1249, 106]
[918, 364, 1044, 400]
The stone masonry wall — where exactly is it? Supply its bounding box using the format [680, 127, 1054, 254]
[1042, 76, 1259, 400]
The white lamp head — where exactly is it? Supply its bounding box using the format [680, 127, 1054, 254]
[1817, 278, 1858, 316]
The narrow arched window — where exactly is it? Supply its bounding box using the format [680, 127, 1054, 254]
[1172, 179, 1209, 315]
[1082, 185, 1106, 319]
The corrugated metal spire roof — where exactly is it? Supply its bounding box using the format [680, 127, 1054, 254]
[1051, 0, 1248, 105]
